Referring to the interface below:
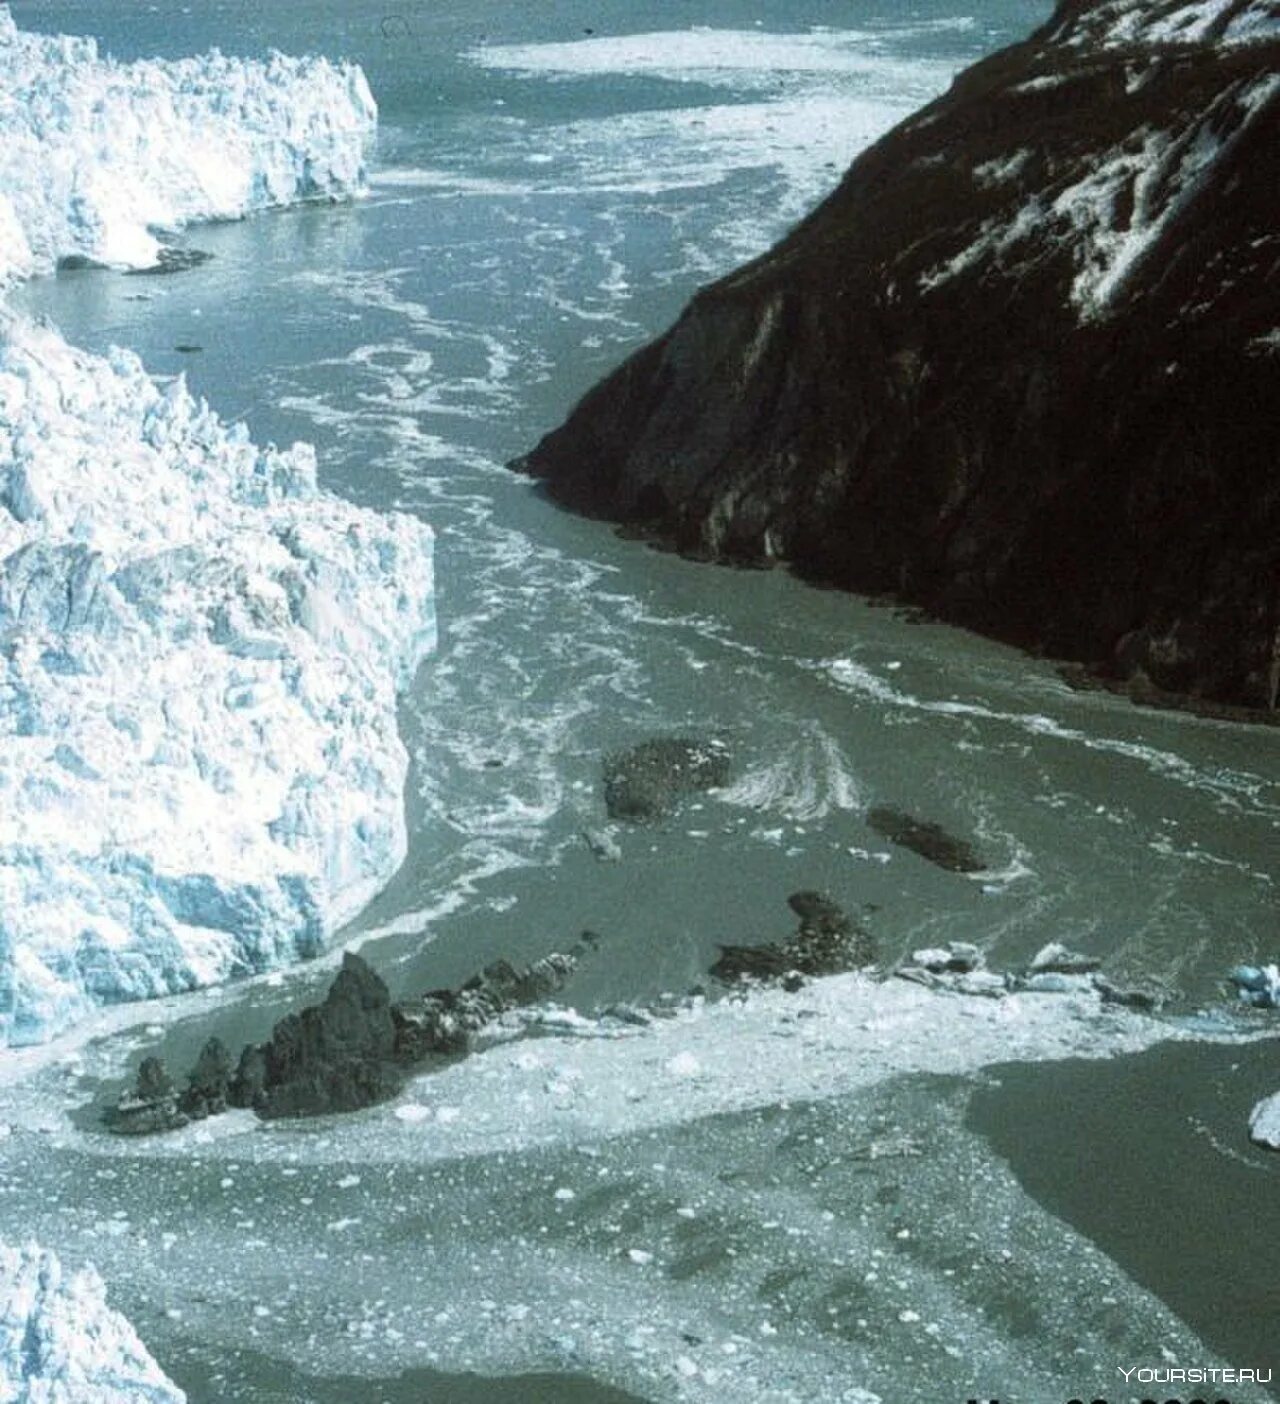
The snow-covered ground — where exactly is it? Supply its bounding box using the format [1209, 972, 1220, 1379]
[0, 9, 435, 1047]
[0, 1241, 185, 1402]
[0, 3, 375, 285]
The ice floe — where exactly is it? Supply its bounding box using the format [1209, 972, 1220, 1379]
[1248, 1091, 1280, 1149]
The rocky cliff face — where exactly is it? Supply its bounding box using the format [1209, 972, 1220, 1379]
[516, 0, 1280, 710]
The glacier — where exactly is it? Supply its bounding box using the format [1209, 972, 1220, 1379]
[0, 10, 436, 1046]
[0, 1240, 185, 1403]
[0, 3, 376, 284]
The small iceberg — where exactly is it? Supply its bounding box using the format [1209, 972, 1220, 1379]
[1227, 964, 1280, 1009]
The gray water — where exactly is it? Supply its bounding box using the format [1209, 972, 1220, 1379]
[5, 0, 1280, 1399]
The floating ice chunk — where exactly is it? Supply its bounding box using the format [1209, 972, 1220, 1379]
[1229, 963, 1280, 1008]
[0, 1241, 185, 1402]
[0, 5, 376, 286]
[1022, 972, 1094, 995]
[1248, 1092, 1280, 1150]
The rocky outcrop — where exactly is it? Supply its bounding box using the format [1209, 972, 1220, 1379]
[182, 1036, 233, 1119]
[711, 891, 876, 985]
[602, 736, 731, 820]
[515, 0, 1280, 712]
[393, 936, 599, 1060]
[103, 1055, 189, 1136]
[233, 952, 402, 1119]
[108, 940, 598, 1131]
[866, 808, 986, 873]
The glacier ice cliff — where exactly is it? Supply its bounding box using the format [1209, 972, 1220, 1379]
[0, 318, 435, 1047]
[0, 3, 376, 284]
[0, 1240, 185, 1402]
[0, 11, 435, 1046]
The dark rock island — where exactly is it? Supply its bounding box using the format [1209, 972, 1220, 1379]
[711, 890, 876, 986]
[515, 0, 1280, 712]
[105, 938, 599, 1132]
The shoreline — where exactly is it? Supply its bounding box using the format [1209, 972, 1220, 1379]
[561, 509, 1280, 732]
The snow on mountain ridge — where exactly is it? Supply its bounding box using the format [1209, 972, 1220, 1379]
[1054, 0, 1280, 48]
[0, 3, 376, 283]
[0, 1240, 185, 1402]
[920, 59, 1279, 319]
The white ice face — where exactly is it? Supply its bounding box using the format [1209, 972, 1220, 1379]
[0, 3, 376, 285]
[0, 1240, 186, 1402]
[0, 317, 435, 1047]
[0, 9, 433, 1046]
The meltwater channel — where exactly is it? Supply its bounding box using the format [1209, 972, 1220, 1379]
[4, 0, 1280, 1400]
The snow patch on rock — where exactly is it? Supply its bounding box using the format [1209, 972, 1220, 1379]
[0, 3, 375, 285]
[0, 1240, 185, 1402]
[0, 316, 435, 1046]
[1056, 0, 1280, 49]
[920, 72, 1279, 320]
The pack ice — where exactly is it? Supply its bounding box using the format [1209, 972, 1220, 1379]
[0, 3, 375, 283]
[0, 13, 435, 1046]
[0, 1240, 185, 1402]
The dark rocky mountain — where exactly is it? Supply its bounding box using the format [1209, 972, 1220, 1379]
[515, 0, 1280, 712]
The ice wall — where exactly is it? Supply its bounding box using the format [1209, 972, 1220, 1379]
[0, 3, 376, 283]
[0, 12, 435, 1045]
[0, 1240, 185, 1402]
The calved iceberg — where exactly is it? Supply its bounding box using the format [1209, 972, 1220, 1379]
[0, 2, 376, 283]
[0, 1240, 185, 1402]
